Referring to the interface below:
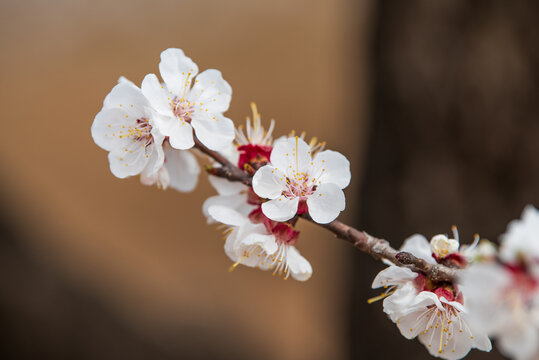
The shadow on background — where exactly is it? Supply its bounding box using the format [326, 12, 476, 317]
[0, 205, 249, 359]
[352, 1, 539, 360]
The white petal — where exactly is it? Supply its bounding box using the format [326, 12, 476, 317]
[146, 107, 177, 140]
[191, 113, 234, 151]
[431, 235, 459, 258]
[208, 205, 247, 227]
[252, 165, 286, 199]
[165, 147, 200, 192]
[310, 150, 351, 189]
[208, 175, 246, 196]
[103, 81, 149, 119]
[240, 232, 278, 253]
[286, 246, 312, 281]
[202, 193, 253, 224]
[401, 234, 436, 264]
[235, 223, 276, 267]
[108, 146, 147, 178]
[371, 265, 417, 289]
[224, 230, 240, 262]
[404, 291, 444, 314]
[261, 196, 299, 222]
[383, 283, 417, 321]
[498, 320, 538, 360]
[470, 331, 492, 353]
[190, 69, 232, 113]
[459, 263, 511, 333]
[500, 205, 539, 264]
[396, 307, 433, 340]
[139, 143, 165, 178]
[167, 122, 195, 150]
[117, 76, 135, 85]
[141, 73, 174, 115]
[159, 48, 198, 97]
[91, 107, 133, 151]
[270, 137, 312, 177]
[417, 311, 472, 359]
[140, 165, 169, 189]
[306, 183, 345, 224]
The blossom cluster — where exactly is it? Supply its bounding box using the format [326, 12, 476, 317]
[370, 230, 492, 359]
[461, 206, 539, 360]
[370, 207, 539, 360]
[92, 48, 539, 360]
[92, 48, 351, 281]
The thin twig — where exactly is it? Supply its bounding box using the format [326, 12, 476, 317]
[194, 137, 252, 186]
[195, 140, 457, 283]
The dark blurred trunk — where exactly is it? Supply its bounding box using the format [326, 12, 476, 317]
[351, 1, 539, 359]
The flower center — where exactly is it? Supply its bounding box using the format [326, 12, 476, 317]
[171, 97, 195, 123]
[120, 118, 153, 151]
[282, 176, 316, 200]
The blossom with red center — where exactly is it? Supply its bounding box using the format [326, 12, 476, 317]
[207, 205, 312, 281]
[370, 234, 492, 359]
[237, 144, 272, 171]
[252, 136, 351, 224]
[203, 103, 276, 221]
[462, 205, 539, 360]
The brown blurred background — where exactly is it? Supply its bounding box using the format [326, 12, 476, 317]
[0, 0, 537, 359]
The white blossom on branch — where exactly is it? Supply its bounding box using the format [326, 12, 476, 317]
[91, 79, 166, 179]
[208, 205, 312, 281]
[462, 206, 539, 360]
[141, 48, 235, 151]
[370, 233, 491, 359]
[252, 136, 351, 224]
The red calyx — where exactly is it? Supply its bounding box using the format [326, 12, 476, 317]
[297, 200, 309, 215]
[432, 252, 468, 269]
[248, 207, 300, 246]
[414, 272, 463, 304]
[238, 144, 272, 171]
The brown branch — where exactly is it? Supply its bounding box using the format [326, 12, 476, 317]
[194, 139, 457, 283]
[194, 137, 252, 186]
[306, 215, 457, 282]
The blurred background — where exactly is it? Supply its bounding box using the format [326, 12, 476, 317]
[0, 0, 537, 359]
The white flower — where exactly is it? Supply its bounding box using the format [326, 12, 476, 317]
[208, 205, 312, 281]
[500, 205, 539, 273]
[203, 106, 279, 223]
[202, 175, 256, 223]
[141, 48, 235, 151]
[461, 263, 539, 360]
[140, 142, 200, 192]
[431, 234, 460, 259]
[252, 136, 351, 224]
[91, 79, 165, 179]
[394, 291, 491, 359]
[461, 206, 539, 360]
[371, 234, 492, 359]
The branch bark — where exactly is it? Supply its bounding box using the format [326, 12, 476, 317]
[194, 139, 457, 283]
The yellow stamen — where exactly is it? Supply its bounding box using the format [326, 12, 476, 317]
[439, 315, 445, 354]
[295, 136, 299, 173]
[367, 289, 396, 304]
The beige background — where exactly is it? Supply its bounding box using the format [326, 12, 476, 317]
[0, 0, 371, 359]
